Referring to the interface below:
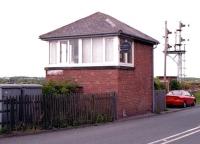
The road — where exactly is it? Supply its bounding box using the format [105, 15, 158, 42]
[0, 107, 200, 144]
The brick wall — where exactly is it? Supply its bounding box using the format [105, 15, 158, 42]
[117, 41, 153, 118]
[46, 69, 119, 94]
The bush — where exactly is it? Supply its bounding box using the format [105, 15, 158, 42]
[180, 82, 192, 90]
[193, 91, 200, 104]
[154, 77, 165, 90]
[42, 80, 80, 95]
[170, 80, 182, 90]
[95, 114, 113, 123]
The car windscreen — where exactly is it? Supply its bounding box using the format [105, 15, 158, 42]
[167, 90, 191, 96]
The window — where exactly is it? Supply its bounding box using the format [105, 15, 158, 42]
[49, 41, 58, 64]
[69, 39, 79, 63]
[60, 41, 68, 63]
[48, 37, 133, 67]
[120, 39, 132, 63]
[105, 38, 114, 62]
[92, 38, 103, 63]
[82, 38, 92, 63]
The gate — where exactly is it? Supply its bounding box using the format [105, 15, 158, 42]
[153, 90, 166, 113]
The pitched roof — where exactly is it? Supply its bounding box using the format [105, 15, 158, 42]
[40, 12, 159, 44]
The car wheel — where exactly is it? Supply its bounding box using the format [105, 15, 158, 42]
[192, 101, 196, 106]
[183, 102, 187, 108]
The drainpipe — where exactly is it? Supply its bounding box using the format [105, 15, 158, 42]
[152, 43, 158, 113]
[0, 88, 2, 129]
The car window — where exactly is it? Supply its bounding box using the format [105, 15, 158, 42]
[167, 91, 181, 95]
[167, 90, 191, 96]
[184, 91, 191, 96]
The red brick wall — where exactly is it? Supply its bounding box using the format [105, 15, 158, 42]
[117, 41, 153, 118]
[46, 69, 119, 94]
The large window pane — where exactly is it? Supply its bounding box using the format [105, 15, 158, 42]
[49, 41, 57, 64]
[69, 39, 79, 63]
[120, 39, 132, 63]
[105, 38, 114, 62]
[60, 41, 68, 63]
[128, 45, 132, 63]
[82, 39, 91, 63]
[92, 38, 103, 63]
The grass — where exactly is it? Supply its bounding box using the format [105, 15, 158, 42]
[0, 127, 9, 134]
[193, 91, 200, 104]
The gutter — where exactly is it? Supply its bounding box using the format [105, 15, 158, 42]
[39, 33, 119, 41]
[119, 32, 159, 45]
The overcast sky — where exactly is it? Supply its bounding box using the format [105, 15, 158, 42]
[0, 0, 199, 77]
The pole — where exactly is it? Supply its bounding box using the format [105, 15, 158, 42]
[164, 21, 168, 91]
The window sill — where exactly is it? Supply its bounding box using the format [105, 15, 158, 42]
[45, 63, 134, 70]
[119, 62, 134, 67]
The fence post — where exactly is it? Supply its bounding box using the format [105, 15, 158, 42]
[91, 95, 95, 123]
[6, 96, 10, 131]
[112, 92, 117, 120]
[10, 98, 15, 130]
[43, 94, 48, 129]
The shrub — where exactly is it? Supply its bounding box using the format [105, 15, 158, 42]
[95, 114, 112, 123]
[170, 80, 182, 90]
[180, 82, 192, 90]
[42, 80, 80, 95]
[154, 77, 165, 90]
[193, 91, 200, 104]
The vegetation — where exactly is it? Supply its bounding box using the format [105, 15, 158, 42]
[180, 81, 192, 90]
[0, 77, 81, 95]
[169, 80, 182, 90]
[95, 114, 113, 123]
[0, 127, 9, 134]
[42, 80, 80, 95]
[0, 76, 45, 84]
[183, 77, 200, 83]
[154, 77, 165, 90]
[193, 91, 200, 104]
[154, 77, 200, 92]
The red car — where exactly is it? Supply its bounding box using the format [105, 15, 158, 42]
[166, 90, 196, 108]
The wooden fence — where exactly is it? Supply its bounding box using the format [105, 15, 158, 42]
[0, 95, 42, 131]
[0, 92, 116, 132]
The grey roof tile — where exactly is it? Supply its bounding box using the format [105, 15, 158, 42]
[40, 12, 159, 44]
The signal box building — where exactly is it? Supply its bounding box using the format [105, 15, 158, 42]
[40, 12, 159, 119]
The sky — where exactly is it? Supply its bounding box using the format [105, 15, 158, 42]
[0, 0, 199, 78]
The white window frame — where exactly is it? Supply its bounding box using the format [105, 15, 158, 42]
[47, 36, 134, 68]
